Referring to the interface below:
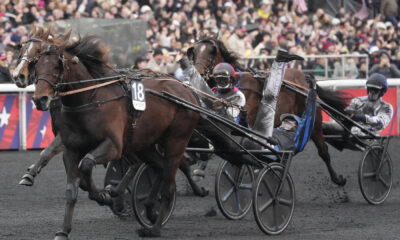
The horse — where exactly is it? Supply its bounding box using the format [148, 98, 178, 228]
[187, 37, 348, 186]
[12, 26, 70, 187]
[31, 34, 201, 238]
[14, 27, 208, 206]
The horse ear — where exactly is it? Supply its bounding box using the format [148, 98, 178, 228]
[29, 25, 36, 37]
[187, 47, 194, 61]
[43, 27, 51, 40]
[36, 27, 44, 38]
[61, 29, 72, 42]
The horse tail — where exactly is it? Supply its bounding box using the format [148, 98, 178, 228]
[316, 85, 352, 114]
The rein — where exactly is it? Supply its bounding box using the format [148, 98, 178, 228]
[57, 79, 122, 97]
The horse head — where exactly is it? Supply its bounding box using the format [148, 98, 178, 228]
[186, 38, 222, 80]
[13, 26, 71, 88]
[32, 35, 70, 111]
[187, 37, 244, 83]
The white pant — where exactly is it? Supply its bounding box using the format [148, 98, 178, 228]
[254, 61, 286, 137]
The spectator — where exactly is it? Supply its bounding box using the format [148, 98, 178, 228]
[369, 51, 400, 78]
[356, 59, 368, 79]
[146, 48, 179, 74]
[0, 52, 11, 83]
[133, 56, 148, 70]
[380, 0, 398, 26]
[227, 26, 247, 64]
[332, 50, 359, 79]
[313, 57, 332, 78]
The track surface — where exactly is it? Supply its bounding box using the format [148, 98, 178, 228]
[0, 139, 399, 240]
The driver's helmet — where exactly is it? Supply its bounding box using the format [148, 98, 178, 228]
[279, 113, 301, 131]
[212, 62, 236, 90]
[366, 73, 388, 101]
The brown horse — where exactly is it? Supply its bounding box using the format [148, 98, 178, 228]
[13, 26, 69, 187]
[187, 37, 347, 186]
[14, 27, 208, 207]
[31, 35, 200, 238]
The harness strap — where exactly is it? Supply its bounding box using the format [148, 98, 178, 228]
[58, 79, 121, 96]
[61, 95, 126, 112]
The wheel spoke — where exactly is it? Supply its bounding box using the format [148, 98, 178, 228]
[235, 191, 242, 212]
[222, 186, 235, 202]
[378, 175, 390, 189]
[236, 166, 246, 185]
[262, 179, 274, 197]
[278, 197, 292, 207]
[238, 183, 252, 190]
[273, 202, 278, 230]
[259, 198, 274, 213]
[363, 172, 376, 178]
[223, 169, 236, 186]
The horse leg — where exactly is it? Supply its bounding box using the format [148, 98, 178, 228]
[138, 132, 189, 237]
[78, 139, 121, 206]
[138, 160, 178, 238]
[54, 151, 80, 240]
[19, 134, 64, 186]
[312, 126, 347, 186]
[179, 158, 209, 197]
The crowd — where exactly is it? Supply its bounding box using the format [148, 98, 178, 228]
[1, 0, 400, 83]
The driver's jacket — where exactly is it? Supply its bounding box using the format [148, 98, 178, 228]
[212, 87, 246, 122]
[345, 96, 393, 136]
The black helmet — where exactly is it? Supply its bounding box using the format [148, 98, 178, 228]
[212, 62, 236, 90]
[366, 73, 388, 100]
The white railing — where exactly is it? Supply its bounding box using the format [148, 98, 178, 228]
[244, 54, 369, 80]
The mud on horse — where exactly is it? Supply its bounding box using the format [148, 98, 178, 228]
[187, 37, 348, 186]
[31, 35, 202, 238]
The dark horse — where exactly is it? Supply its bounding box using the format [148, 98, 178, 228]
[187, 37, 348, 186]
[31, 35, 200, 238]
[14, 27, 207, 204]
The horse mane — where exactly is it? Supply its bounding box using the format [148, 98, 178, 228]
[316, 86, 352, 113]
[198, 36, 245, 71]
[65, 35, 111, 78]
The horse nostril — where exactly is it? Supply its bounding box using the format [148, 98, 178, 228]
[19, 74, 26, 81]
[40, 96, 49, 106]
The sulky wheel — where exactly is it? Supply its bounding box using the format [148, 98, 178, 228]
[253, 163, 295, 235]
[358, 145, 392, 205]
[104, 159, 133, 218]
[215, 160, 254, 220]
[132, 163, 176, 228]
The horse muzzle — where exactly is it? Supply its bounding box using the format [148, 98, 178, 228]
[13, 63, 30, 88]
[32, 95, 51, 111]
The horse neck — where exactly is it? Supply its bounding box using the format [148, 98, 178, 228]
[60, 53, 110, 107]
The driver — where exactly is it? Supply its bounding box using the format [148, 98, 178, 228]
[345, 73, 393, 136]
[210, 62, 246, 122]
[271, 74, 317, 153]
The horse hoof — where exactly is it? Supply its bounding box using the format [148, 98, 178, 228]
[54, 231, 68, 240]
[98, 191, 113, 206]
[137, 228, 161, 238]
[19, 174, 34, 186]
[335, 175, 347, 186]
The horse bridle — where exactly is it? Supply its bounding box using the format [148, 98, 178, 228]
[188, 39, 218, 79]
[18, 37, 48, 85]
[34, 44, 66, 91]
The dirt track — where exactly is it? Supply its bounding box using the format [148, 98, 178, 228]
[0, 138, 399, 240]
